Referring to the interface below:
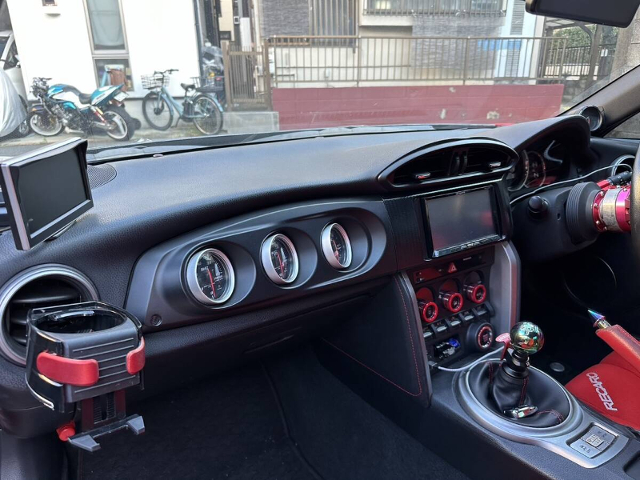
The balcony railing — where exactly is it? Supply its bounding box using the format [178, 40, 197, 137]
[362, 0, 507, 16]
[267, 35, 578, 87]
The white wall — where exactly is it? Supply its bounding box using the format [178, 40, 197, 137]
[121, 0, 200, 98]
[6, 0, 96, 99]
[219, 0, 235, 41]
[7, 0, 200, 101]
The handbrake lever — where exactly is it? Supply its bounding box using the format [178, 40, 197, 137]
[588, 309, 640, 374]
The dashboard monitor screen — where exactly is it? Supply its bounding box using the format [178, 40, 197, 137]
[0, 138, 93, 251]
[425, 188, 499, 256]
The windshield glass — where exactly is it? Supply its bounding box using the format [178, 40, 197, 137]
[0, 2, 638, 159]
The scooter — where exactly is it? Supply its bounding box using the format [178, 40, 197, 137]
[28, 78, 139, 141]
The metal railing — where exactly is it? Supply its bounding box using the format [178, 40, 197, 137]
[267, 35, 571, 87]
[223, 44, 272, 111]
[541, 43, 616, 78]
[362, 0, 507, 16]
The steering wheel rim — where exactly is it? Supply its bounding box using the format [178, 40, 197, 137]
[631, 146, 640, 254]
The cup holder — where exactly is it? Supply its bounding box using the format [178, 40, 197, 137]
[26, 301, 144, 413]
[36, 309, 126, 334]
[25, 301, 147, 452]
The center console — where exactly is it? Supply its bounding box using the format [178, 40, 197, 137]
[409, 248, 496, 370]
[407, 185, 507, 371]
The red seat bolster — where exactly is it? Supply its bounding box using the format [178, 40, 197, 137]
[566, 364, 640, 431]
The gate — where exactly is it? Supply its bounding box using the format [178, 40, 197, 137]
[222, 44, 272, 111]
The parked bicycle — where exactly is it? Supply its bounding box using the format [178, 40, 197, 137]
[141, 69, 223, 135]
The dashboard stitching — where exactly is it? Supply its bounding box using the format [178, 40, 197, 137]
[394, 275, 424, 396]
[321, 276, 423, 398]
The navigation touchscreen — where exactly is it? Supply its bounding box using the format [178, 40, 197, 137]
[425, 188, 500, 257]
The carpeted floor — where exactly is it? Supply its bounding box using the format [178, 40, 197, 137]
[82, 346, 469, 480]
[82, 365, 319, 480]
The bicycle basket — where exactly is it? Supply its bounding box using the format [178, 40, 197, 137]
[141, 73, 170, 89]
[193, 76, 224, 93]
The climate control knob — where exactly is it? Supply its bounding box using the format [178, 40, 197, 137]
[465, 284, 487, 304]
[440, 292, 463, 313]
[466, 322, 494, 352]
[419, 301, 439, 323]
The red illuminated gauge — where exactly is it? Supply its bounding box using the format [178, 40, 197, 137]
[465, 284, 487, 304]
[441, 292, 463, 313]
[419, 301, 439, 323]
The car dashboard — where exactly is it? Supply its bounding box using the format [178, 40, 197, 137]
[0, 113, 600, 443]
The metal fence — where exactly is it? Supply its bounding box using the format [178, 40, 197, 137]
[267, 35, 572, 87]
[362, 0, 507, 16]
[222, 44, 272, 111]
[540, 43, 616, 78]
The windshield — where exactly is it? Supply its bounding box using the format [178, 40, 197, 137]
[0, 2, 638, 159]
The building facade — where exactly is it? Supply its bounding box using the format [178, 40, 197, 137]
[6, 0, 201, 100]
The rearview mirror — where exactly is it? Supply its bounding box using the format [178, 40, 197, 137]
[525, 0, 640, 27]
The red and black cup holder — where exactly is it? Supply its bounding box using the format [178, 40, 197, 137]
[25, 301, 146, 452]
[26, 301, 145, 413]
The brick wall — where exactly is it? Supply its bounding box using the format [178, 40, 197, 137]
[273, 84, 565, 130]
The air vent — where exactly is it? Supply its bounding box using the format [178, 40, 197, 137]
[0, 265, 98, 365]
[462, 147, 509, 174]
[378, 139, 517, 191]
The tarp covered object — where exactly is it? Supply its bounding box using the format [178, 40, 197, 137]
[0, 68, 26, 137]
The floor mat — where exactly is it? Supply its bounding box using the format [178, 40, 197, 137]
[82, 366, 319, 480]
[267, 347, 470, 480]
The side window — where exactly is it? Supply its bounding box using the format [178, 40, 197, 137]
[607, 112, 640, 139]
[3, 42, 18, 70]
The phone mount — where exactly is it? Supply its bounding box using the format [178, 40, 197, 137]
[25, 302, 146, 452]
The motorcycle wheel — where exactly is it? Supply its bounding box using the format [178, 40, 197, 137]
[29, 112, 63, 137]
[104, 106, 133, 141]
[142, 92, 173, 131]
[192, 94, 223, 135]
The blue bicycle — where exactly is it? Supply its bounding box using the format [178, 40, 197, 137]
[141, 69, 223, 135]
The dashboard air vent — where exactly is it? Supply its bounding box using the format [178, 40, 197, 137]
[378, 139, 517, 191]
[0, 265, 98, 365]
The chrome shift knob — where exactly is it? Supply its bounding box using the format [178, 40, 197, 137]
[510, 322, 544, 355]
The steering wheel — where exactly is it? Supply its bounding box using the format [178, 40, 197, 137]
[632, 146, 640, 254]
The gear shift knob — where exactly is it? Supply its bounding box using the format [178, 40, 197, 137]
[510, 322, 544, 355]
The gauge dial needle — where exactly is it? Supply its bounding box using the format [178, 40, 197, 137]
[207, 268, 217, 298]
[276, 250, 285, 275]
[331, 239, 339, 260]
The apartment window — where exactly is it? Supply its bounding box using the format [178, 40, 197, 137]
[310, 0, 356, 36]
[84, 0, 133, 89]
[364, 0, 506, 16]
[509, 0, 525, 35]
[86, 0, 125, 50]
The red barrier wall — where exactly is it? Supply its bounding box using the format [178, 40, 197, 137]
[273, 84, 565, 130]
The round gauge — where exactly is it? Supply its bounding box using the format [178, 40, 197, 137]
[524, 151, 546, 188]
[578, 105, 604, 132]
[506, 152, 530, 192]
[185, 248, 235, 305]
[261, 233, 299, 285]
[321, 223, 352, 269]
